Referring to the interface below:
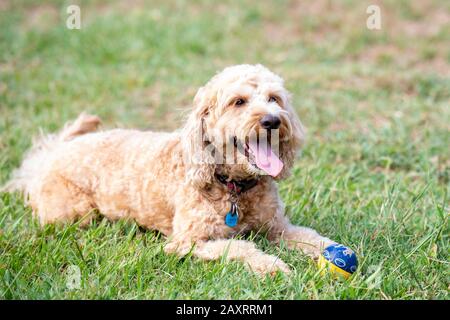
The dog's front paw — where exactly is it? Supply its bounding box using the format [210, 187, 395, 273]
[164, 240, 192, 256]
[298, 239, 337, 259]
[247, 254, 291, 276]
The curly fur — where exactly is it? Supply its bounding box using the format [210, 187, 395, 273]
[5, 64, 334, 275]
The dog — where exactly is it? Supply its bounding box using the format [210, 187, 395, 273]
[5, 64, 335, 275]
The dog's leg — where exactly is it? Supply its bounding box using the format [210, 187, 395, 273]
[267, 211, 336, 258]
[165, 238, 291, 276]
[34, 174, 95, 226]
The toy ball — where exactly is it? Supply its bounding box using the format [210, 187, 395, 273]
[318, 244, 358, 279]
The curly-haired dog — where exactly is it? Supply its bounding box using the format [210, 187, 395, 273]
[6, 64, 335, 275]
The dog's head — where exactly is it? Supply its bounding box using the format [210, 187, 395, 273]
[183, 64, 304, 188]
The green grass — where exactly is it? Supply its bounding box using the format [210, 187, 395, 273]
[0, 0, 449, 299]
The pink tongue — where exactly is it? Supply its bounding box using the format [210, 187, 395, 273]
[248, 141, 284, 177]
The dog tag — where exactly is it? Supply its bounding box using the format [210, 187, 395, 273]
[225, 203, 239, 227]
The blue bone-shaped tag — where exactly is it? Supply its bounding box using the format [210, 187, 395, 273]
[225, 211, 238, 227]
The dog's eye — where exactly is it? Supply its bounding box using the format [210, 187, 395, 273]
[235, 98, 246, 106]
[268, 96, 278, 103]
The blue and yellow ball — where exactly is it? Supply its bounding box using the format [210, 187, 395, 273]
[318, 244, 358, 279]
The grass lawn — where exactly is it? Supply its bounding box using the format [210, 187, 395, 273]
[0, 0, 449, 299]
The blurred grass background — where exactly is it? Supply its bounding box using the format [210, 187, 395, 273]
[0, 0, 449, 299]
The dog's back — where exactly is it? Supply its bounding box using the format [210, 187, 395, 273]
[4, 114, 179, 231]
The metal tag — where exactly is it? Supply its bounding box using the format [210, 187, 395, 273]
[225, 202, 239, 227]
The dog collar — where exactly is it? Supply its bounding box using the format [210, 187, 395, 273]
[215, 174, 259, 228]
[215, 174, 259, 195]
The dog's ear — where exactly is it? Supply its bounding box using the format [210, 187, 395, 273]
[277, 94, 305, 180]
[182, 85, 217, 189]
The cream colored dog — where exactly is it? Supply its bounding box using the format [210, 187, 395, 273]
[6, 64, 335, 275]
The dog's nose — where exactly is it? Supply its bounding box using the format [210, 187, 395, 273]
[260, 114, 281, 130]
